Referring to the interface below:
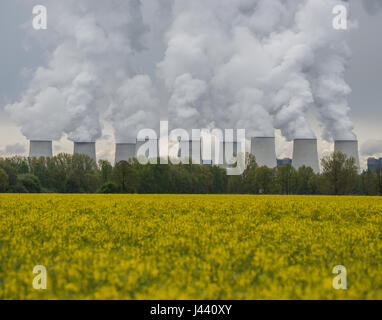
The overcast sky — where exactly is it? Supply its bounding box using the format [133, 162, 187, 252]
[0, 0, 381, 168]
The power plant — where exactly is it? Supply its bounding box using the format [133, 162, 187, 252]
[292, 139, 320, 173]
[251, 137, 277, 168]
[334, 140, 360, 170]
[197, 134, 225, 166]
[115, 142, 136, 164]
[29, 140, 53, 158]
[176, 140, 199, 164]
[73, 142, 96, 163]
[136, 139, 159, 162]
[24, 136, 364, 173]
[223, 140, 238, 167]
[177, 140, 202, 164]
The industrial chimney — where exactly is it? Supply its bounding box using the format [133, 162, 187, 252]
[334, 140, 360, 170]
[115, 141, 136, 164]
[73, 142, 96, 163]
[292, 139, 320, 173]
[29, 140, 53, 158]
[251, 137, 277, 168]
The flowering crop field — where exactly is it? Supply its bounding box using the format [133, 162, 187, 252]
[1, 194, 382, 300]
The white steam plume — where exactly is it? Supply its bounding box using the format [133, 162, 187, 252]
[6, 0, 151, 142]
[159, 0, 357, 141]
[6, 0, 359, 145]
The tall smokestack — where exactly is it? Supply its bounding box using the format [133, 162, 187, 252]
[73, 142, 96, 163]
[292, 139, 320, 173]
[29, 140, 53, 158]
[251, 137, 277, 168]
[334, 140, 360, 170]
[115, 141, 136, 164]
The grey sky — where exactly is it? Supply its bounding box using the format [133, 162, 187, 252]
[0, 0, 381, 168]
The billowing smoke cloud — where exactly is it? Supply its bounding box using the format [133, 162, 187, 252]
[360, 0, 382, 15]
[6, 0, 358, 145]
[6, 0, 152, 142]
[108, 75, 159, 142]
[159, 0, 357, 141]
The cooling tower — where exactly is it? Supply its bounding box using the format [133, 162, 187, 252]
[199, 135, 223, 166]
[251, 137, 277, 168]
[334, 140, 360, 170]
[224, 141, 239, 167]
[176, 140, 198, 164]
[136, 139, 159, 161]
[292, 139, 320, 173]
[73, 142, 96, 162]
[115, 142, 136, 164]
[177, 140, 201, 164]
[29, 140, 53, 158]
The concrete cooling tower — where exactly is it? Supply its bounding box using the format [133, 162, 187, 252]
[224, 141, 239, 167]
[29, 140, 53, 158]
[334, 140, 360, 170]
[73, 142, 96, 162]
[136, 139, 159, 161]
[177, 140, 198, 164]
[177, 140, 202, 164]
[115, 142, 136, 164]
[292, 139, 320, 173]
[251, 137, 277, 168]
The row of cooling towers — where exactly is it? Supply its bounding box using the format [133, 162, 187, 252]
[28, 138, 360, 172]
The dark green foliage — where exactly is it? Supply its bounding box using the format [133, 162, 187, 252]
[276, 164, 297, 195]
[112, 161, 139, 193]
[17, 174, 41, 193]
[0, 151, 379, 195]
[0, 168, 9, 192]
[361, 170, 379, 196]
[98, 160, 113, 184]
[99, 182, 119, 194]
[321, 152, 359, 195]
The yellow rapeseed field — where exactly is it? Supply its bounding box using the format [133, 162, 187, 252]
[0, 194, 381, 300]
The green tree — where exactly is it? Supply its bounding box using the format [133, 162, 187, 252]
[296, 166, 316, 195]
[112, 161, 139, 193]
[210, 165, 228, 194]
[0, 168, 9, 192]
[362, 170, 378, 196]
[83, 173, 101, 193]
[66, 172, 82, 193]
[255, 166, 276, 194]
[17, 174, 41, 193]
[99, 182, 119, 194]
[376, 167, 382, 195]
[227, 175, 244, 194]
[276, 164, 297, 195]
[242, 154, 258, 194]
[2, 166, 17, 187]
[98, 160, 113, 184]
[321, 152, 358, 195]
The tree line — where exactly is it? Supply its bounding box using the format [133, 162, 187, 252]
[0, 152, 381, 195]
